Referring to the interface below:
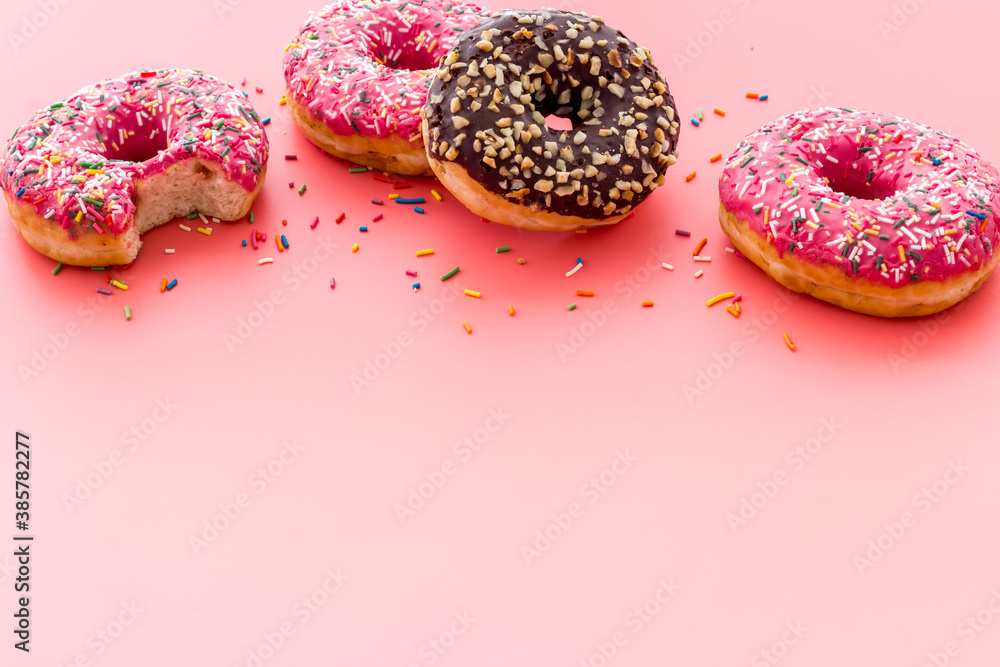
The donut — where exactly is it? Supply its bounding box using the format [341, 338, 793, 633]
[421, 9, 680, 232]
[1, 69, 268, 267]
[283, 0, 490, 176]
[718, 108, 1000, 317]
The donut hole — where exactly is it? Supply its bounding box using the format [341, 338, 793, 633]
[104, 129, 169, 164]
[544, 114, 574, 132]
[369, 32, 440, 71]
[816, 159, 899, 201]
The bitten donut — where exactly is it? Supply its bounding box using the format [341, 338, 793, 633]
[283, 0, 490, 176]
[422, 9, 680, 231]
[1, 69, 268, 266]
[719, 108, 1000, 317]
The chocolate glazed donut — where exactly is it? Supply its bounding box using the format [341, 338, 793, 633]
[422, 9, 680, 231]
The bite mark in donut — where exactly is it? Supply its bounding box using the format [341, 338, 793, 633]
[422, 9, 680, 231]
[1, 69, 269, 266]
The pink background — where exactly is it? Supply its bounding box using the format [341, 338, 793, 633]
[3, 0, 1000, 665]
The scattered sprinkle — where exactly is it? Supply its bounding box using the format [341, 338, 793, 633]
[412, 283, 421, 291]
[727, 303, 742, 318]
[568, 303, 577, 311]
[97, 287, 112, 295]
[336, 212, 346, 224]
[576, 290, 595, 296]
[431, 189, 443, 202]
[360, 226, 368, 232]
[352, 243, 360, 252]
[693, 256, 712, 262]
[396, 198, 425, 204]
[311, 216, 319, 229]
[517, 258, 525, 265]
[686, 171, 697, 182]
[675, 229, 691, 236]
[706, 291, 736, 307]
[349, 167, 366, 174]
[463, 320, 472, 334]
[464, 289, 481, 298]
[406, 270, 418, 277]
[710, 153, 723, 163]
[285, 155, 298, 160]
[330, 278, 336, 289]
[565, 262, 583, 277]
[372, 213, 383, 222]
[371, 198, 383, 205]
[691, 119, 700, 127]
[693, 237, 708, 256]
[695, 270, 704, 278]
[496, 245, 511, 253]
[416, 248, 434, 257]
[784, 333, 796, 351]
[441, 266, 460, 281]
[160, 278, 167, 292]
[197, 227, 212, 236]
[508, 305, 515, 316]
[414, 207, 424, 214]
[124, 305, 132, 321]
[662, 263, 675, 271]
[298, 184, 307, 195]
[166, 279, 177, 291]
[746, 92, 760, 99]
[714, 108, 726, 116]
[641, 301, 654, 307]
[51, 262, 63, 276]
[111, 280, 128, 291]
[178, 224, 191, 232]
[258, 258, 274, 264]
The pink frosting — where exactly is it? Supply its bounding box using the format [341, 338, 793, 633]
[719, 108, 1000, 286]
[283, 0, 490, 143]
[1, 69, 269, 239]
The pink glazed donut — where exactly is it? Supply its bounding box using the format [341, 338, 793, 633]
[283, 0, 490, 176]
[1, 68, 269, 267]
[718, 108, 1000, 317]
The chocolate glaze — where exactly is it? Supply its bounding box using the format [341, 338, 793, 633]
[423, 9, 679, 219]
